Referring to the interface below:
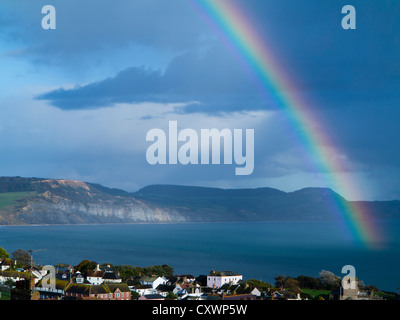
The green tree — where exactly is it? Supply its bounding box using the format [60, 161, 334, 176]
[296, 275, 322, 290]
[274, 275, 286, 289]
[143, 265, 174, 276]
[76, 260, 98, 275]
[165, 292, 178, 300]
[284, 278, 301, 293]
[0, 246, 10, 259]
[11, 249, 30, 267]
[246, 279, 273, 291]
[161, 264, 174, 276]
[113, 265, 144, 281]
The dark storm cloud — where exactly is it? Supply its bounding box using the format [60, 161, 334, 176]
[37, 46, 276, 113]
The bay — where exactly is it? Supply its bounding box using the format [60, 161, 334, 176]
[1, 220, 399, 292]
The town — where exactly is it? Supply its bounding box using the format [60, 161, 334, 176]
[0, 247, 397, 301]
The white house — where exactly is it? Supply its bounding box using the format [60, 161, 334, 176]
[86, 264, 105, 284]
[251, 287, 262, 297]
[0, 259, 12, 271]
[0, 270, 36, 284]
[207, 270, 243, 289]
[139, 275, 167, 289]
[86, 264, 121, 285]
[155, 283, 181, 297]
[132, 285, 155, 296]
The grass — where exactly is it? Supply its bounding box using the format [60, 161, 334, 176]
[301, 289, 332, 299]
[0, 286, 11, 300]
[0, 192, 30, 209]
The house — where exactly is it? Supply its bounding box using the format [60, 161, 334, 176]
[138, 275, 167, 289]
[35, 279, 70, 300]
[86, 264, 121, 285]
[222, 293, 257, 300]
[56, 271, 72, 282]
[64, 283, 91, 299]
[175, 274, 196, 283]
[165, 275, 178, 285]
[64, 283, 131, 300]
[132, 284, 155, 296]
[102, 265, 122, 283]
[105, 283, 131, 300]
[86, 265, 105, 285]
[264, 291, 283, 300]
[0, 259, 12, 271]
[127, 276, 157, 296]
[56, 269, 85, 284]
[138, 293, 165, 300]
[155, 284, 180, 297]
[0, 270, 35, 284]
[207, 270, 243, 289]
[251, 287, 262, 297]
[75, 271, 85, 284]
[178, 283, 204, 300]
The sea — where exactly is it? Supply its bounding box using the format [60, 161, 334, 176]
[1, 220, 399, 292]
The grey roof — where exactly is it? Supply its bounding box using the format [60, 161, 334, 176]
[209, 270, 241, 277]
[142, 294, 165, 300]
[102, 272, 121, 280]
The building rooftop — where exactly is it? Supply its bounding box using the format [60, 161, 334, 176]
[209, 270, 241, 277]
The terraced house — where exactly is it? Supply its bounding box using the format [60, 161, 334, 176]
[64, 283, 131, 300]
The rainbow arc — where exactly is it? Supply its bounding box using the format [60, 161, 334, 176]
[192, 0, 382, 248]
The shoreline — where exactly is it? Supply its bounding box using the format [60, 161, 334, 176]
[0, 218, 396, 228]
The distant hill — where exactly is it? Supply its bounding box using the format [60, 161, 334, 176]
[0, 176, 399, 225]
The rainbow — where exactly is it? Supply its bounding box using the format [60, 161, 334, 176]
[191, 0, 382, 248]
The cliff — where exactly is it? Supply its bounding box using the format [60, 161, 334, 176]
[0, 177, 399, 225]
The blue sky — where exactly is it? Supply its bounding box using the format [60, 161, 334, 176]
[0, 0, 399, 200]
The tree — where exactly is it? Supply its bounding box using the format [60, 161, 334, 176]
[296, 275, 322, 290]
[165, 292, 178, 300]
[11, 249, 30, 267]
[161, 264, 174, 276]
[113, 265, 144, 281]
[131, 291, 140, 300]
[318, 270, 341, 290]
[0, 246, 10, 259]
[76, 260, 98, 275]
[274, 275, 286, 289]
[246, 279, 272, 291]
[143, 265, 174, 277]
[285, 278, 301, 293]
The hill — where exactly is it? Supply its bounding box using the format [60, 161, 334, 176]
[0, 176, 399, 225]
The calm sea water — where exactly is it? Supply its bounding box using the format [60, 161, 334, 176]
[1, 221, 399, 292]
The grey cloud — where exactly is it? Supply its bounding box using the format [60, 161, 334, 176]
[37, 46, 277, 114]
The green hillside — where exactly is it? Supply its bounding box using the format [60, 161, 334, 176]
[0, 192, 31, 209]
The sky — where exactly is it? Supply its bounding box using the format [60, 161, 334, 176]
[0, 0, 399, 201]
